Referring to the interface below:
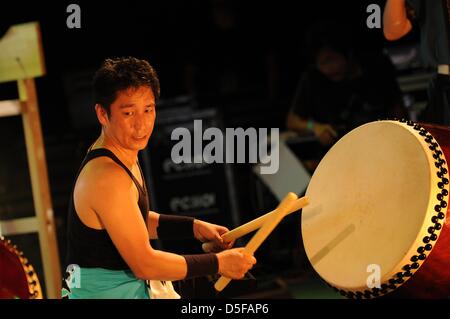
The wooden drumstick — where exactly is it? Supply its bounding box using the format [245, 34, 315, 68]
[202, 196, 309, 252]
[215, 192, 308, 292]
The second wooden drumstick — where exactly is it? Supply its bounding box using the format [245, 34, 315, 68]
[202, 196, 309, 252]
[214, 192, 309, 292]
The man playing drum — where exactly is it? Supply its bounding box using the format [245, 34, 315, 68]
[62, 57, 256, 299]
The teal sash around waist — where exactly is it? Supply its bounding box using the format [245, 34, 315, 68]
[62, 267, 150, 299]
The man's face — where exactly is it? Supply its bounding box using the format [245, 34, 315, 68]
[102, 86, 156, 151]
[316, 47, 349, 82]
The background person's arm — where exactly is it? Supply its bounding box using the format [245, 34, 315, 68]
[286, 111, 310, 133]
[287, 112, 337, 146]
[383, 0, 413, 40]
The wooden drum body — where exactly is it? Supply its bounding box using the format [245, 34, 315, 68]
[0, 237, 43, 299]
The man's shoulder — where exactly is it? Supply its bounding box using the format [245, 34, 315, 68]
[81, 157, 131, 191]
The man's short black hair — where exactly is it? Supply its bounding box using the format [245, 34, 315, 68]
[305, 21, 354, 65]
[93, 57, 160, 114]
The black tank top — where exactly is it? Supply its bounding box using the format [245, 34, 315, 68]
[65, 148, 149, 270]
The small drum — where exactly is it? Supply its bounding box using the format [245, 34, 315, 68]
[0, 236, 43, 299]
[302, 120, 450, 298]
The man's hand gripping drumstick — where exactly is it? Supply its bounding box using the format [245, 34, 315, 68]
[202, 193, 309, 292]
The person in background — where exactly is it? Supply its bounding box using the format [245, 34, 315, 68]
[287, 21, 407, 147]
[383, 0, 450, 125]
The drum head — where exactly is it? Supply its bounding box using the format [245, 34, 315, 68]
[302, 121, 446, 295]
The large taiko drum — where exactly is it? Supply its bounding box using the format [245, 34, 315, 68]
[302, 120, 450, 299]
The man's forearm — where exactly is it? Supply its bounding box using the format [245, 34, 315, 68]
[383, 0, 413, 40]
[149, 212, 195, 239]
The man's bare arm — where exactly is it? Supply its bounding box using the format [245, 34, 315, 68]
[89, 163, 188, 280]
[87, 161, 255, 281]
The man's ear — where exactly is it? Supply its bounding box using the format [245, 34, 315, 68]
[95, 104, 109, 126]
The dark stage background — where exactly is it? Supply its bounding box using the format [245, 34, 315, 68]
[0, 0, 426, 298]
